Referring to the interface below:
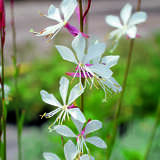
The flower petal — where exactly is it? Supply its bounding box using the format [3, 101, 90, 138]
[59, 76, 69, 105]
[126, 26, 137, 39]
[104, 77, 122, 93]
[88, 64, 113, 79]
[71, 117, 84, 133]
[43, 152, 60, 160]
[101, 56, 120, 68]
[40, 90, 61, 107]
[56, 45, 77, 64]
[84, 120, 102, 136]
[45, 108, 61, 118]
[60, 0, 77, 22]
[86, 136, 107, 149]
[72, 34, 85, 62]
[80, 155, 95, 160]
[129, 11, 147, 26]
[105, 15, 122, 28]
[120, 3, 132, 25]
[35, 24, 62, 37]
[109, 29, 121, 40]
[84, 43, 106, 64]
[68, 108, 86, 123]
[68, 83, 84, 105]
[46, 5, 62, 22]
[64, 140, 77, 160]
[54, 125, 76, 137]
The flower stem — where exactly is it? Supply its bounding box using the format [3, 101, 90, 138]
[106, 1, 142, 159]
[10, 1, 23, 160]
[1, 28, 7, 160]
[144, 100, 160, 160]
[78, 0, 84, 112]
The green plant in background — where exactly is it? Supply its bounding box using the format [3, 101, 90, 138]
[10, 0, 25, 160]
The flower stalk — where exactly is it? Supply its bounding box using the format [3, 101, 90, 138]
[0, 0, 6, 159]
[10, 1, 24, 160]
[78, 0, 84, 112]
[106, 0, 142, 159]
[144, 99, 160, 160]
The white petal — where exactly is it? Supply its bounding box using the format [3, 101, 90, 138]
[71, 117, 84, 133]
[36, 24, 62, 37]
[56, 45, 77, 64]
[64, 140, 77, 160]
[126, 26, 137, 39]
[68, 108, 86, 123]
[43, 152, 60, 160]
[68, 83, 84, 105]
[40, 90, 62, 107]
[109, 29, 121, 40]
[54, 125, 76, 137]
[45, 108, 61, 118]
[72, 34, 85, 62]
[129, 11, 147, 26]
[86, 136, 107, 149]
[80, 155, 95, 160]
[84, 120, 102, 136]
[105, 15, 122, 28]
[89, 64, 113, 79]
[47, 5, 62, 22]
[104, 77, 122, 93]
[60, 0, 77, 22]
[101, 56, 120, 68]
[84, 43, 106, 64]
[59, 77, 69, 105]
[120, 3, 132, 25]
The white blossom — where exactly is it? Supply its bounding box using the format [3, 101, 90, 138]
[105, 3, 147, 47]
[40, 76, 86, 128]
[54, 118, 107, 154]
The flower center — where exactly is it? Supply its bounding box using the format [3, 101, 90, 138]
[62, 105, 68, 111]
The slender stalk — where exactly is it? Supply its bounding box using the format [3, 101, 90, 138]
[1, 28, 6, 160]
[10, 1, 22, 160]
[106, 1, 142, 159]
[144, 100, 160, 160]
[78, 0, 84, 112]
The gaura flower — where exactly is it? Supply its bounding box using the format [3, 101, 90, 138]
[40, 76, 86, 128]
[54, 118, 107, 154]
[56, 34, 121, 101]
[105, 3, 147, 41]
[43, 140, 94, 160]
[32, 0, 77, 40]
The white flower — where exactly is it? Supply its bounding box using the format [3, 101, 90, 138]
[105, 3, 147, 40]
[32, 0, 77, 40]
[43, 140, 94, 160]
[54, 118, 107, 154]
[91, 55, 122, 101]
[40, 76, 86, 127]
[56, 34, 121, 101]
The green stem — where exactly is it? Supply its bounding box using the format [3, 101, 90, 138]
[106, 1, 142, 159]
[10, 2, 22, 160]
[1, 28, 7, 160]
[78, 0, 84, 112]
[144, 100, 160, 160]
